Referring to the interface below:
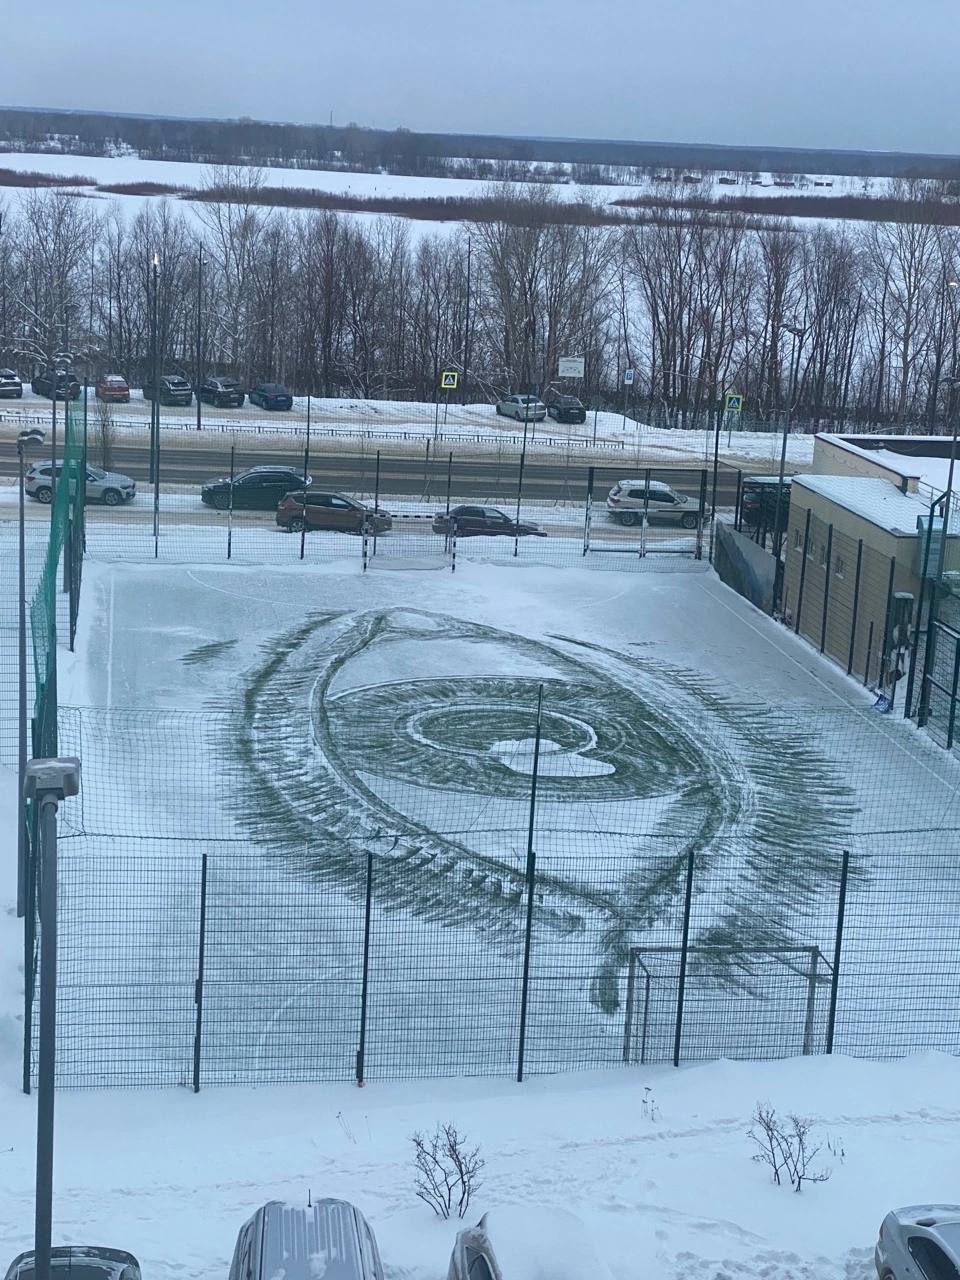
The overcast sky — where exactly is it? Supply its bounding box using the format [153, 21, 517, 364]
[6, 0, 958, 155]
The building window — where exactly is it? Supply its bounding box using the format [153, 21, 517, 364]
[793, 527, 803, 551]
[835, 555, 845, 579]
[818, 542, 828, 568]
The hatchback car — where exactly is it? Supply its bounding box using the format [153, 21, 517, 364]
[201, 466, 309, 511]
[4, 1246, 141, 1280]
[495, 394, 547, 422]
[143, 374, 193, 406]
[448, 1207, 613, 1280]
[606, 478, 700, 529]
[547, 395, 587, 424]
[229, 1200, 384, 1280]
[249, 381, 294, 410]
[277, 490, 392, 534]
[26, 461, 136, 505]
[200, 376, 245, 408]
[95, 374, 131, 403]
[32, 369, 81, 401]
[875, 1205, 960, 1279]
[0, 368, 23, 398]
[433, 505, 545, 537]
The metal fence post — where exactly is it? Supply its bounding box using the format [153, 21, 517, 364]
[825, 849, 849, 1054]
[583, 466, 593, 556]
[192, 851, 208, 1093]
[734, 469, 743, 532]
[450, 517, 458, 573]
[356, 850, 373, 1086]
[372, 450, 381, 560]
[226, 443, 235, 561]
[802, 946, 819, 1055]
[516, 686, 543, 1084]
[794, 509, 812, 636]
[699, 469, 708, 562]
[820, 523, 834, 654]
[672, 847, 696, 1068]
[878, 556, 897, 694]
[847, 539, 864, 676]
[22, 815, 36, 1095]
[906, 511, 937, 717]
[945, 638, 960, 749]
[621, 949, 637, 1063]
[863, 621, 875, 688]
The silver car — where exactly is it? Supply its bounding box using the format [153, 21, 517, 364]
[606, 478, 700, 529]
[4, 1247, 141, 1280]
[875, 1205, 960, 1279]
[229, 1200, 384, 1280]
[25, 461, 136, 506]
[448, 1207, 613, 1280]
[495, 394, 547, 422]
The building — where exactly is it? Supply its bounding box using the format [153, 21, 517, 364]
[781, 475, 960, 689]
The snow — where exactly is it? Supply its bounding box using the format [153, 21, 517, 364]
[792, 474, 932, 534]
[3, 548, 960, 1280]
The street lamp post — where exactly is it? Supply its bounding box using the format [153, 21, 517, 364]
[771, 322, 806, 611]
[24, 756, 81, 1280]
[17, 427, 46, 919]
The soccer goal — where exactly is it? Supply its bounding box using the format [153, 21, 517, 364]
[622, 944, 833, 1065]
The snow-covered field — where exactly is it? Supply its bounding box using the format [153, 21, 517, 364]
[2, 548, 960, 1277]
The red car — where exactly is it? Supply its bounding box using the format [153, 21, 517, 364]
[276, 490, 392, 534]
[95, 374, 131, 403]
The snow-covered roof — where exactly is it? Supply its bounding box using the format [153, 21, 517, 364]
[792, 474, 932, 535]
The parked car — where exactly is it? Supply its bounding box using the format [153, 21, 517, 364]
[143, 374, 193, 406]
[249, 381, 294, 410]
[547, 394, 587, 424]
[606, 478, 701, 529]
[201, 465, 309, 511]
[495, 394, 547, 422]
[25, 461, 136, 505]
[200, 376, 245, 408]
[95, 374, 131, 403]
[433, 505, 545, 537]
[31, 369, 81, 401]
[0, 368, 23, 398]
[277, 490, 392, 534]
[740, 474, 792, 532]
[448, 1207, 614, 1280]
[4, 1246, 141, 1280]
[875, 1205, 960, 1279]
[229, 1200, 384, 1280]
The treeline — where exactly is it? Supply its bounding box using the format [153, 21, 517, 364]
[4, 105, 960, 180]
[4, 175, 960, 431]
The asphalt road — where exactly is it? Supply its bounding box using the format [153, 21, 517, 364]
[0, 440, 744, 505]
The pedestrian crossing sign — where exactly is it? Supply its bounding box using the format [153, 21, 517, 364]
[440, 370, 459, 390]
[724, 392, 744, 413]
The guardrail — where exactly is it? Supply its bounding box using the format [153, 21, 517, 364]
[0, 407, 628, 453]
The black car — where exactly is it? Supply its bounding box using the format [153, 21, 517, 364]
[4, 1246, 142, 1280]
[547, 395, 587, 424]
[249, 381, 294, 410]
[0, 368, 23, 398]
[432, 505, 546, 537]
[143, 374, 193, 406]
[201, 465, 311, 511]
[740, 475, 792, 533]
[200, 375, 245, 408]
[31, 369, 81, 401]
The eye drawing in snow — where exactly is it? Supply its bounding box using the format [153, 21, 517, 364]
[226, 609, 856, 1017]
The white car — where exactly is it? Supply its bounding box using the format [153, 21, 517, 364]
[606, 478, 700, 529]
[495, 395, 547, 422]
[875, 1205, 960, 1279]
[448, 1206, 613, 1280]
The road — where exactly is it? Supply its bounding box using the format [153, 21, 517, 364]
[0, 439, 745, 505]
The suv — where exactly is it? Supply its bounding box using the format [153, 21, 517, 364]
[200, 376, 245, 408]
[249, 381, 294, 410]
[433, 505, 545, 537]
[0, 368, 23, 398]
[25, 461, 136, 505]
[95, 374, 130, 403]
[495, 394, 546, 422]
[201, 466, 309, 511]
[277, 491, 392, 534]
[143, 374, 193, 406]
[606, 478, 700, 529]
[547, 394, 587, 424]
[32, 369, 81, 401]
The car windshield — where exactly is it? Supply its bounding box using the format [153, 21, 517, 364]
[87, 467, 107, 480]
[166, 378, 189, 388]
[105, 376, 125, 384]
